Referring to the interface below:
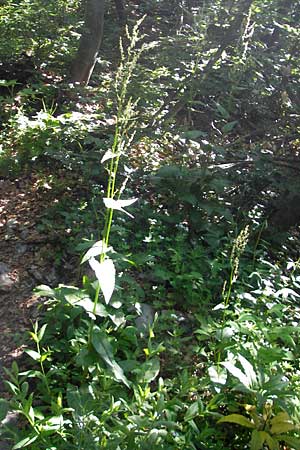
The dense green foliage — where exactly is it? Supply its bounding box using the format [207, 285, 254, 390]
[0, 0, 300, 449]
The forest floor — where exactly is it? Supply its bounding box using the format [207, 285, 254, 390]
[0, 175, 61, 393]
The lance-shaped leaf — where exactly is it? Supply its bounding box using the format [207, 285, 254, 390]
[89, 257, 115, 304]
[280, 435, 300, 449]
[270, 412, 295, 434]
[208, 365, 227, 385]
[91, 328, 130, 387]
[250, 430, 269, 450]
[0, 399, 9, 422]
[218, 414, 255, 429]
[81, 240, 112, 264]
[103, 197, 138, 218]
[222, 360, 251, 389]
[101, 150, 118, 164]
[238, 354, 257, 387]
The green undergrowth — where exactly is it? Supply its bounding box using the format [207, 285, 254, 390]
[0, 4, 300, 450]
[1, 232, 300, 449]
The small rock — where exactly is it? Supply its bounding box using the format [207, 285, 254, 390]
[27, 266, 57, 285]
[0, 274, 14, 292]
[0, 263, 9, 274]
[0, 263, 14, 292]
[6, 219, 18, 230]
[15, 243, 27, 256]
[45, 267, 58, 285]
[27, 266, 44, 283]
[19, 228, 29, 240]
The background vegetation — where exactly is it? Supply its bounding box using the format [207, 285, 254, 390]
[0, 0, 300, 448]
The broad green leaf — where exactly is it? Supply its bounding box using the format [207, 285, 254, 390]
[37, 323, 47, 341]
[24, 392, 33, 415]
[0, 79, 18, 87]
[81, 240, 112, 264]
[238, 354, 257, 386]
[29, 331, 38, 344]
[12, 434, 38, 449]
[271, 411, 291, 425]
[18, 370, 46, 380]
[222, 120, 238, 133]
[34, 285, 55, 297]
[184, 401, 200, 421]
[66, 385, 95, 419]
[222, 361, 251, 389]
[4, 381, 19, 395]
[271, 422, 295, 434]
[138, 357, 160, 383]
[75, 347, 98, 367]
[91, 328, 130, 387]
[262, 374, 288, 391]
[264, 433, 279, 450]
[108, 310, 126, 327]
[109, 298, 122, 309]
[269, 329, 296, 348]
[218, 414, 255, 428]
[271, 412, 295, 434]
[33, 409, 44, 420]
[216, 103, 230, 119]
[76, 297, 108, 317]
[21, 381, 29, 396]
[44, 415, 64, 430]
[27, 406, 35, 425]
[0, 399, 9, 421]
[40, 354, 49, 363]
[76, 239, 97, 252]
[179, 193, 197, 205]
[62, 287, 90, 304]
[280, 435, 300, 449]
[101, 149, 117, 163]
[103, 197, 138, 218]
[250, 430, 268, 450]
[147, 428, 168, 445]
[24, 349, 41, 361]
[89, 257, 115, 304]
[208, 365, 227, 385]
[67, 385, 82, 413]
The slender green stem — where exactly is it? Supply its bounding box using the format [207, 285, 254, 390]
[88, 20, 145, 344]
[89, 283, 101, 343]
[216, 226, 249, 367]
[36, 340, 50, 395]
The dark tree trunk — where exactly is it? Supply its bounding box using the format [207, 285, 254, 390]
[70, 0, 105, 85]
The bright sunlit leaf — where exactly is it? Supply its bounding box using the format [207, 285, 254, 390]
[89, 257, 116, 304]
[101, 150, 117, 163]
[103, 197, 138, 218]
[222, 361, 251, 389]
[238, 354, 257, 387]
[275, 288, 299, 299]
[208, 365, 227, 385]
[81, 240, 112, 264]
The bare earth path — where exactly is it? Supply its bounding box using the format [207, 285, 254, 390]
[0, 175, 59, 392]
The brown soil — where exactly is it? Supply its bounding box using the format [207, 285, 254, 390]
[0, 175, 61, 392]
